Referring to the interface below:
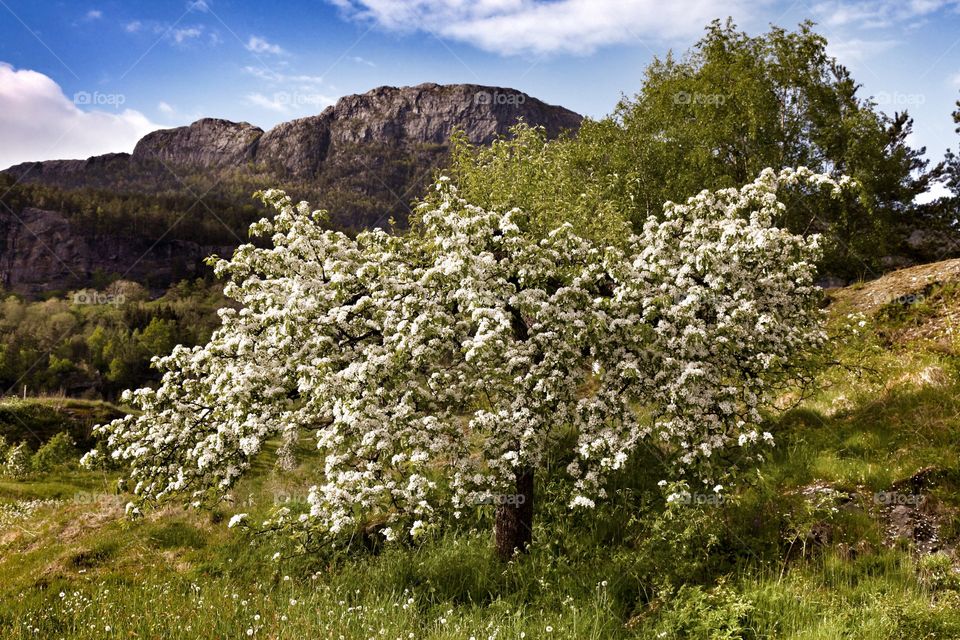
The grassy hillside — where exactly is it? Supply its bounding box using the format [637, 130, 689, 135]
[2, 261, 960, 639]
[0, 398, 126, 450]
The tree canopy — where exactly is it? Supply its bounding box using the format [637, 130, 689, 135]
[88, 168, 845, 557]
[444, 20, 937, 278]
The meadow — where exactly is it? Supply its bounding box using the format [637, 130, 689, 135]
[2, 263, 960, 639]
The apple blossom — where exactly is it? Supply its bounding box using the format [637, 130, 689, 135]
[85, 167, 844, 558]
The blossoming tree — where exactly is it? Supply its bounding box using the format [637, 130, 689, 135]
[86, 167, 845, 560]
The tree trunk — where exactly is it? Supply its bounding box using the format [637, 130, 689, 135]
[494, 466, 534, 561]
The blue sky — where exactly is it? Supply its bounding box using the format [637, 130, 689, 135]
[1, 0, 959, 198]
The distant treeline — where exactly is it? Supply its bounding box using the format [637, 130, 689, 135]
[0, 174, 264, 246]
[0, 279, 229, 400]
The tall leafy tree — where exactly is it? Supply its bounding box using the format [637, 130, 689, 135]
[592, 20, 932, 277]
[448, 21, 933, 279]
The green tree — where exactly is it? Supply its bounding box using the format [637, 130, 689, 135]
[438, 125, 631, 245]
[446, 21, 933, 279]
[136, 317, 178, 358]
[939, 97, 960, 207]
[595, 20, 931, 277]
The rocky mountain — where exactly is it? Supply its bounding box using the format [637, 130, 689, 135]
[5, 83, 580, 191]
[0, 83, 582, 295]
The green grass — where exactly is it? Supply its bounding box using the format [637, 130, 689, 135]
[0, 397, 126, 450]
[2, 303, 960, 638]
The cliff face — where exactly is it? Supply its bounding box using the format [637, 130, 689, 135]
[0, 208, 229, 296]
[5, 83, 581, 185]
[0, 83, 582, 294]
[132, 118, 264, 169]
[323, 83, 581, 145]
[256, 84, 581, 177]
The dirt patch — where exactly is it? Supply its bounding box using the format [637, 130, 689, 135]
[54, 496, 125, 545]
[880, 467, 953, 555]
[830, 258, 960, 315]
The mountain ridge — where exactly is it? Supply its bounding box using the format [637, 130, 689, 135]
[4, 83, 582, 182]
[0, 83, 582, 295]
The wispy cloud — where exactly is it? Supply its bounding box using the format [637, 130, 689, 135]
[243, 66, 325, 84]
[158, 101, 175, 114]
[245, 91, 336, 114]
[812, 0, 960, 30]
[124, 20, 142, 33]
[172, 26, 204, 44]
[246, 35, 286, 55]
[350, 55, 376, 67]
[327, 0, 757, 55]
[84, 9, 103, 21]
[246, 92, 289, 112]
[826, 37, 901, 65]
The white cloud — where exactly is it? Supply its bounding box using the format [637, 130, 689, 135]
[952, 71, 960, 86]
[812, 0, 960, 29]
[158, 101, 175, 114]
[124, 20, 142, 33]
[245, 90, 336, 114]
[350, 55, 376, 67]
[246, 35, 286, 55]
[85, 9, 103, 21]
[915, 181, 952, 204]
[327, 0, 756, 55]
[188, 0, 210, 12]
[172, 26, 204, 44]
[243, 66, 325, 85]
[246, 92, 290, 113]
[0, 63, 161, 169]
[243, 64, 336, 115]
[826, 38, 901, 65]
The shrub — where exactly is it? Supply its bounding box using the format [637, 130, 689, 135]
[651, 581, 755, 639]
[4, 441, 32, 479]
[918, 553, 960, 592]
[31, 431, 78, 472]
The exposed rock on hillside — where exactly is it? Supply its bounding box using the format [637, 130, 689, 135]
[132, 118, 263, 169]
[0, 207, 229, 295]
[5, 83, 580, 191]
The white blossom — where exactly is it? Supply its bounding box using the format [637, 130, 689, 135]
[87, 169, 839, 541]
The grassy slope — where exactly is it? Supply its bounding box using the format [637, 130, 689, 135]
[3, 262, 960, 639]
